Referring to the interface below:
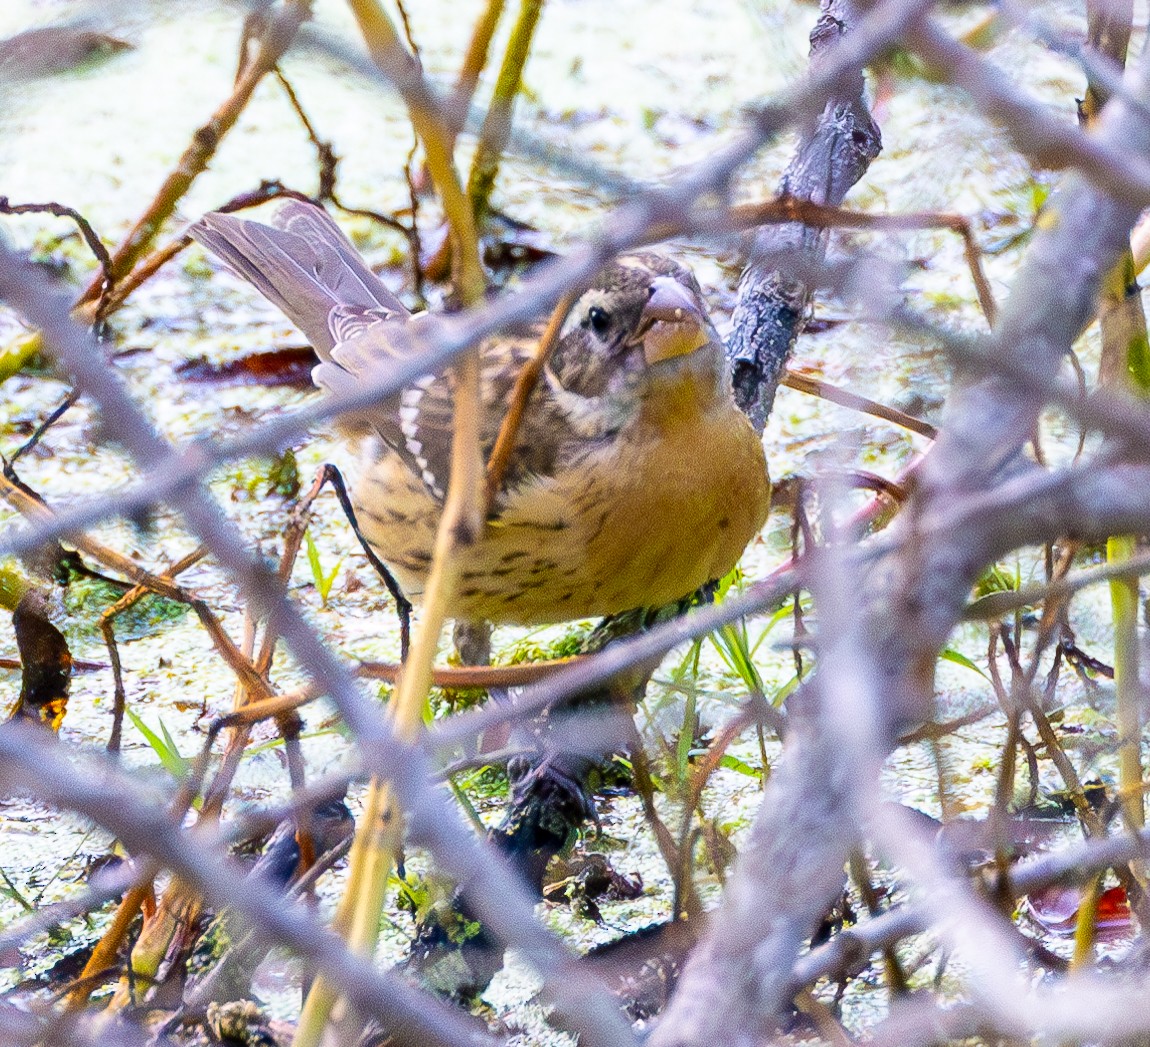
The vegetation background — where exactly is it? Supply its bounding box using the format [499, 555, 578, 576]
[1, 0, 1148, 1045]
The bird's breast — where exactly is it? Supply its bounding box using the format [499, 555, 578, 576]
[351, 405, 769, 626]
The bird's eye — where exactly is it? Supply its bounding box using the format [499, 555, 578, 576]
[587, 305, 612, 336]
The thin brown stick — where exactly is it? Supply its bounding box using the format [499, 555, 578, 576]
[139, 655, 595, 747]
[0, 197, 114, 300]
[0, 657, 106, 672]
[671, 702, 770, 918]
[781, 368, 938, 439]
[100, 545, 208, 753]
[111, 576, 296, 1015]
[271, 62, 426, 287]
[727, 195, 998, 326]
[274, 69, 339, 202]
[626, 722, 694, 917]
[0, 473, 272, 704]
[849, 850, 909, 995]
[253, 464, 338, 683]
[74, 2, 312, 309]
[4, 391, 80, 476]
[345, 0, 485, 301]
[485, 289, 579, 507]
[448, 0, 506, 151]
[794, 989, 856, 1047]
[357, 656, 579, 687]
[63, 882, 154, 1010]
[467, 0, 546, 222]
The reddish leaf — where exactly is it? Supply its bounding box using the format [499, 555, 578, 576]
[176, 346, 318, 388]
[1024, 883, 1132, 936]
[1096, 885, 1133, 930]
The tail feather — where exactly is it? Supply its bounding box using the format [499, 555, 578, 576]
[189, 201, 407, 359]
[273, 201, 407, 320]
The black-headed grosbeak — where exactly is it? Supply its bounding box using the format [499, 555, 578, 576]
[191, 202, 769, 625]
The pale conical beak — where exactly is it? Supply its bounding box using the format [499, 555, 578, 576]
[641, 276, 712, 365]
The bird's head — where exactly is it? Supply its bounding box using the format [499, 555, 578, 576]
[548, 254, 725, 421]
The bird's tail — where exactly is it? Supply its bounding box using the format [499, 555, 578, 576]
[188, 200, 407, 359]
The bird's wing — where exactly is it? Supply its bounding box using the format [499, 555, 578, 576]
[306, 303, 449, 495]
[193, 202, 595, 502]
[272, 201, 408, 318]
[189, 202, 407, 358]
[320, 316, 573, 503]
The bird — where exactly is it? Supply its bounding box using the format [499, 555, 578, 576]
[190, 201, 770, 626]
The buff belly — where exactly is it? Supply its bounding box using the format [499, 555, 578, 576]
[351, 411, 769, 625]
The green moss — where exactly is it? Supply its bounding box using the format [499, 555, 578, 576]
[454, 763, 509, 801]
[266, 449, 300, 499]
[62, 575, 189, 644]
[0, 561, 30, 611]
[0, 331, 44, 384]
[181, 250, 215, 281]
[430, 685, 488, 716]
[216, 456, 301, 502]
[972, 562, 1018, 599]
[500, 621, 595, 665]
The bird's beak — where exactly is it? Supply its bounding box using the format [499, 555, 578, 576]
[640, 277, 712, 365]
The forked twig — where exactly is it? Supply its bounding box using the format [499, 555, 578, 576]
[0, 197, 114, 300]
[0, 474, 271, 703]
[728, 195, 998, 326]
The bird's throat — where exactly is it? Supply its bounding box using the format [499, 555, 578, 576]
[642, 320, 710, 365]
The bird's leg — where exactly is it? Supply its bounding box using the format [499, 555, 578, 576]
[402, 597, 707, 1003]
[490, 595, 710, 913]
[452, 618, 492, 667]
[485, 600, 698, 885]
